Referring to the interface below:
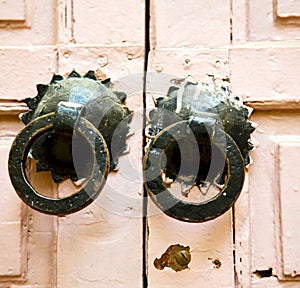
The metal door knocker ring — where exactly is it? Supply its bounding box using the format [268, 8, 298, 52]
[8, 109, 109, 215]
[8, 70, 132, 215]
[143, 77, 255, 222]
[144, 120, 245, 222]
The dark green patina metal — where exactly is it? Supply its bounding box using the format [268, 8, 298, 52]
[8, 70, 132, 215]
[143, 78, 255, 222]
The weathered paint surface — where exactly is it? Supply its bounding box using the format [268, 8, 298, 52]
[231, 0, 300, 286]
[148, 0, 300, 287]
[55, 1, 145, 285]
[147, 1, 235, 287]
[0, 0, 300, 287]
[0, 1, 144, 287]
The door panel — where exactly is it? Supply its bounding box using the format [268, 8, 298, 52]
[0, 122, 57, 287]
[1, 0, 300, 287]
[232, 0, 300, 287]
[236, 113, 300, 286]
[0, 1, 58, 287]
[232, 0, 300, 42]
[0, 137, 24, 278]
[0, 0, 26, 22]
[0, 0, 145, 287]
[57, 45, 144, 81]
[276, 138, 300, 277]
[0, 47, 56, 101]
[146, 48, 236, 288]
[56, 67, 144, 287]
[147, 205, 235, 288]
[150, 0, 231, 49]
[147, 1, 235, 287]
[72, 0, 145, 45]
[230, 47, 300, 106]
[0, 0, 57, 45]
[55, 1, 145, 287]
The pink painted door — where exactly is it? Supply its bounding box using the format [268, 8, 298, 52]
[148, 1, 300, 287]
[147, 1, 236, 287]
[1, 1, 300, 288]
[0, 0, 145, 287]
[231, 0, 300, 287]
[0, 1, 59, 287]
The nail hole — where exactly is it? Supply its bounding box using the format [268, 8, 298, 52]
[184, 59, 190, 65]
[63, 51, 71, 58]
[98, 55, 108, 67]
[215, 59, 222, 67]
[155, 66, 163, 73]
[212, 259, 222, 269]
[183, 59, 191, 68]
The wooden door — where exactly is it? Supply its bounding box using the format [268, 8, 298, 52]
[1, 1, 300, 288]
[147, 0, 300, 287]
[147, 1, 236, 287]
[0, 0, 145, 287]
[231, 0, 300, 287]
[0, 1, 59, 287]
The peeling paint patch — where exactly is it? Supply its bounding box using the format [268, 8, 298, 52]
[253, 268, 273, 278]
[154, 244, 191, 272]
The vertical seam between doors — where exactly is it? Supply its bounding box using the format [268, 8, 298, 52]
[143, 0, 150, 287]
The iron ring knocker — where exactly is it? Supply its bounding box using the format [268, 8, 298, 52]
[8, 110, 110, 216]
[8, 70, 132, 215]
[143, 120, 245, 223]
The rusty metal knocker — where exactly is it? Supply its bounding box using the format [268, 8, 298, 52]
[143, 77, 255, 222]
[8, 70, 132, 215]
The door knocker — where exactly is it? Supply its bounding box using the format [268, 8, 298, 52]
[9, 70, 132, 215]
[143, 77, 255, 222]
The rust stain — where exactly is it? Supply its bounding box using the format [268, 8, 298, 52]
[154, 244, 191, 272]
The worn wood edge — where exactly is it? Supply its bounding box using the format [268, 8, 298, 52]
[1, 99, 299, 113]
[0, 100, 27, 115]
[244, 99, 300, 111]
